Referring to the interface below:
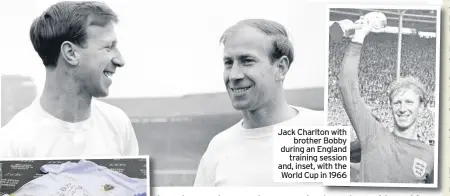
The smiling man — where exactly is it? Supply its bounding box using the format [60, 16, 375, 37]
[338, 16, 434, 183]
[0, 1, 139, 158]
[193, 19, 324, 186]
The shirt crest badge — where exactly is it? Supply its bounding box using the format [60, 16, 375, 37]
[412, 158, 427, 178]
[103, 184, 115, 191]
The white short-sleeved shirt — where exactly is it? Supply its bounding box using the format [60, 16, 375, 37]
[7, 160, 147, 196]
[0, 99, 139, 158]
[194, 106, 325, 187]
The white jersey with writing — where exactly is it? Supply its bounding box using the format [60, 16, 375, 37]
[0, 99, 139, 158]
[8, 160, 147, 196]
[194, 106, 325, 186]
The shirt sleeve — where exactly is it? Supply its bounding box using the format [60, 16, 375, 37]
[123, 117, 139, 156]
[425, 169, 433, 184]
[338, 42, 383, 148]
[193, 148, 216, 186]
[0, 127, 19, 158]
[121, 111, 139, 156]
[193, 133, 227, 187]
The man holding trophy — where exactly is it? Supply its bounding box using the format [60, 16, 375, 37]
[333, 12, 434, 184]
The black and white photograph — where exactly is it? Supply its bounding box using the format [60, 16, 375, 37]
[2, 0, 444, 194]
[0, 0, 327, 187]
[0, 156, 149, 195]
[326, 5, 440, 187]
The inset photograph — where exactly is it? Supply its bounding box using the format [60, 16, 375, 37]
[0, 156, 149, 195]
[327, 5, 439, 188]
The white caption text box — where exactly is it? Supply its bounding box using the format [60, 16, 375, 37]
[273, 126, 351, 183]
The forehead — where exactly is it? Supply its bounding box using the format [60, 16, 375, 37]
[85, 22, 117, 44]
[391, 88, 421, 101]
[223, 26, 272, 57]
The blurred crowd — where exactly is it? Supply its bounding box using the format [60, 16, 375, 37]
[328, 33, 436, 144]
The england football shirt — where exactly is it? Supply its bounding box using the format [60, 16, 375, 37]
[8, 160, 147, 196]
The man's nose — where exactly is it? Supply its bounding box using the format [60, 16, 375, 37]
[112, 53, 125, 67]
[228, 64, 244, 80]
[399, 103, 407, 112]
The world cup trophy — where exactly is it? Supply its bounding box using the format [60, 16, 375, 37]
[330, 12, 387, 42]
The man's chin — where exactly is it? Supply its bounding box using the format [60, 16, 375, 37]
[91, 89, 109, 98]
[93, 94, 108, 98]
[231, 102, 250, 111]
[395, 122, 414, 131]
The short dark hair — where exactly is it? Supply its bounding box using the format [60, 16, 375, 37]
[219, 19, 294, 67]
[30, 1, 118, 68]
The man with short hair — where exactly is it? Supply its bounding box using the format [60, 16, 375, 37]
[0, 1, 139, 158]
[338, 17, 434, 183]
[194, 19, 324, 186]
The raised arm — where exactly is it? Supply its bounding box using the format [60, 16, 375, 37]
[337, 18, 382, 146]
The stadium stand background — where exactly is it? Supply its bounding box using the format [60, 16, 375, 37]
[1, 75, 37, 127]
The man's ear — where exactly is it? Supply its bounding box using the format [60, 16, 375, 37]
[419, 101, 425, 113]
[60, 41, 80, 66]
[275, 55, 290, 81]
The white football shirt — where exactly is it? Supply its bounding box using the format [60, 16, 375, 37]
[8, 160, 147, 196]
[0, 99, 139, 158]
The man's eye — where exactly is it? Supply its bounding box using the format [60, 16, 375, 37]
[224, 60, 233, 68]
[242, 59, 254, 64]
